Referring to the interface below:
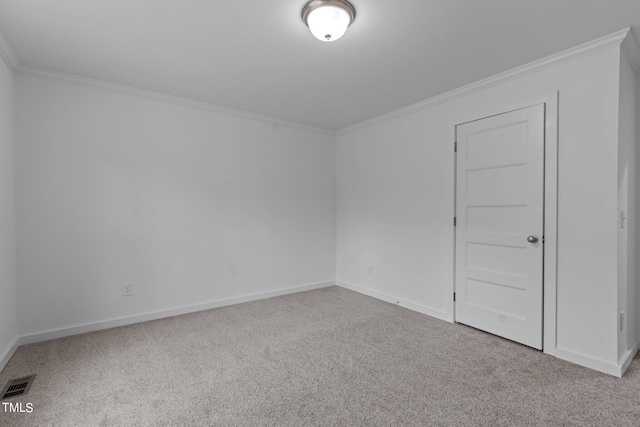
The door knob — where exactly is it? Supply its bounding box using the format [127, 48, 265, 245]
[527, 236, 539, 243]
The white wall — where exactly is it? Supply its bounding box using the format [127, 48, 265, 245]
[618, 47, 637, 362]
[637, 68, 640, 347]
[337, 44, 623, 372]
[0, 57, 17, 363]
[15, 73, 336, 336]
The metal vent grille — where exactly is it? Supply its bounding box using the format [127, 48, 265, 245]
[1, 375, 36, 399]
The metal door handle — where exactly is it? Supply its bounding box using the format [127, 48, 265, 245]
[527, 236, 539, 243]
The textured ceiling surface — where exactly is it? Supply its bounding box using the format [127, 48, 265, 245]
[0, 0, 639, 131]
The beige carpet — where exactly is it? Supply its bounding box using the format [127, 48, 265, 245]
[1, 286, 639, 426]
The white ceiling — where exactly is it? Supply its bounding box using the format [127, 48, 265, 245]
[1, 0, 640, 131]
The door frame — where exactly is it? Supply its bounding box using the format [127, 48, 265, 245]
[448, 91, 558, 356]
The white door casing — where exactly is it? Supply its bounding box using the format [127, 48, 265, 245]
[455, 104, 545, 349]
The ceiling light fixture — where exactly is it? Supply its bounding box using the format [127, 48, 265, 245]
[302, 0, 356, 42]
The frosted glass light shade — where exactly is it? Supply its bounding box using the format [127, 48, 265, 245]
[302, 0, 355, 43]
[307, 6, 350, 42]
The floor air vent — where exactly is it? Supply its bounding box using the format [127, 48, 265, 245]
[1, 375, 36, 399]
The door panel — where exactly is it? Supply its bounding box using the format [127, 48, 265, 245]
[455, 104, 545, 349]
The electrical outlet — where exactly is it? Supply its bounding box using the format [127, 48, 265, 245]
[368, 266, 374, 276]
[620, 311, 624, 332]
[123, 282, 134, 297]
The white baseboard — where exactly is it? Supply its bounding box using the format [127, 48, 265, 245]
[618, 341, 639, 376]
[0, 336, 19, 374]
[10, 280, 635, 379]
[337, 280, 451, 322]
[16, 281, 336, 347]
[337, 281, 640, 378]
[555, 344, 638, 378]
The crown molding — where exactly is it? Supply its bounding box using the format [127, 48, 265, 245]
[17, 65, 336, 137]
[621, 28, 640, 73]
[0, 29, 19, 71]
[337, 28, 631, 136]
[4, 26, 633, 138]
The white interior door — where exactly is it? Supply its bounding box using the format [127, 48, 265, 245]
[455, 104, 545, 349]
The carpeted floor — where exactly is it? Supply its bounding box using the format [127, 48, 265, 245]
[1, 286, 639, 426]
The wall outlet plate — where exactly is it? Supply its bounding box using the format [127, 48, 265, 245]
[123, 282, 134, 297]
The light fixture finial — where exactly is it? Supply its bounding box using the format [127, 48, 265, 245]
[302, 0, 356, 43]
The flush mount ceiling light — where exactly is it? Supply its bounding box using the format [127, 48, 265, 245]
[302, 0, 356, 42]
